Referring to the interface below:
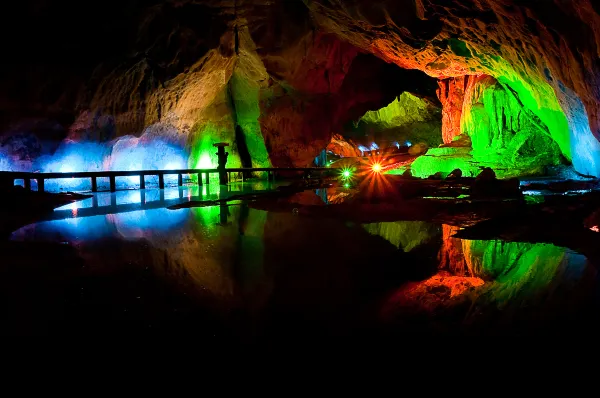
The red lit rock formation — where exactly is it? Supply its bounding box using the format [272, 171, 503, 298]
[326, 134, 362, 158]
[381, 271, 484, 315]
[437, 76, 470, 144]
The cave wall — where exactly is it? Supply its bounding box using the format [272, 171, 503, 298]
[462, 75, 563, 171]
[1, 1, 419, 169]
[411, 73, 563, 178]
[1, 0, 599, 174]
[305, 0, 600, 176]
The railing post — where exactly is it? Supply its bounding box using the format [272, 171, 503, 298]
[109, 175, 116, 192]
[213, 142, 229, 185]
[205, 172, 210, 185]
[178, 173, 183, 187]
[139, 174, 145, 190]
[24, 178, 31, 190]
[91, 176, 97, 192]
[37, 178, 45, 192]
[158, 173, 164, 189]
[267, 171, 273, 181]
[197, 172, 203, 186]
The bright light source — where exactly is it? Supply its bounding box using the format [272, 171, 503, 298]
[344, 183, 350, 188]
[372, 163, 382, 173]
[341, 168, 353, 179]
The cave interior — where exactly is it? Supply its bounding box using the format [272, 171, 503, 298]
[1, 0, 600, 338]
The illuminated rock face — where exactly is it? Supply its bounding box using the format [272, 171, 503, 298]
[412, 73, 564, 178]
[350, 92, 442, 149]
[307, 0, 600, 176]
[437, 77, 469, 144]
[326, 134, 362, 158]
[1, 0, 599, 173]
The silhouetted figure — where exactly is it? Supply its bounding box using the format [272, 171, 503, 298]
[402, 169, 414, 179]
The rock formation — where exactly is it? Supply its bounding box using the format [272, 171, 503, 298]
[347, 92, 442, 150]
[326, 134, 362, 158]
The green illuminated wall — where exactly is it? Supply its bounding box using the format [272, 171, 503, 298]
[229, 69, 271, 168]
[352, 92, 442, 148]
[461, 76, 563, 171]
[186, 28, 273, 176]
[363, 221, 441, 252]
[186, 68, 272, 177]
[408, 71, 565, 179]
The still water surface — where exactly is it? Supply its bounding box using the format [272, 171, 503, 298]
[5, 184, 600, 338]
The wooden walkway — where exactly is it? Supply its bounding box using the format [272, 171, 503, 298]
[0, 167, 332, 192]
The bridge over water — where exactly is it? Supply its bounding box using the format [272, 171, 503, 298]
[0, 167, 332, 193]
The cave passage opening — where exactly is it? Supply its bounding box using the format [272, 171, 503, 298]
[324, 61, 581, 181]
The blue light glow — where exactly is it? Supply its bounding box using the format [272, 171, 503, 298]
[0, 149, 15, 171]
[29, 135, 188, 192]
[370, 142, 379, 150]
[556, 83, 600, 177]
[357, 145, 369, 153]
[11, 207, 189, 242]
[405, 141, 412, 147]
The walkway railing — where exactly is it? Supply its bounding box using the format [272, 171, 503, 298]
[0, 167, 332, 192]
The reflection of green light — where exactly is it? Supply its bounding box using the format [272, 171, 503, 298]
[343, 170, 351, 178]
[344, 183, 350, 188]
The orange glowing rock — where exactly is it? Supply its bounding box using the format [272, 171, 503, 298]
[382, 271, 485, 316]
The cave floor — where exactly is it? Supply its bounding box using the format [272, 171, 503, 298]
[1, 178, 600, 340]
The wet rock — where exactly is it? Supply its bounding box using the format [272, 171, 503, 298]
[476, 167, 497, 182]
[0, 133, 42, 161]
[446, 169, 463, 179]
[408, 142, 428, 156]
[402, 169, 415, 178]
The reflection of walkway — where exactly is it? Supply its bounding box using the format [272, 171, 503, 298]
[48, 182, 280, 221]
